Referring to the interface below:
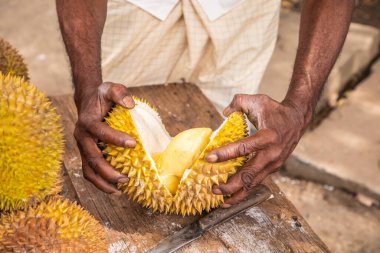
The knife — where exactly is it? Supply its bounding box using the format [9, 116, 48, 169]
[146, 184, 272, 253]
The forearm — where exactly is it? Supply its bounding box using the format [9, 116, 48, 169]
[56, 0, 107, 108]
[283, 0, 354, 123]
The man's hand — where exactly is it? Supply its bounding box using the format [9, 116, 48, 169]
[57, 1, 139, 194]
[74, 82, 136, 194]
[205, 94, 311, 207]
[205, 0, 354, 208]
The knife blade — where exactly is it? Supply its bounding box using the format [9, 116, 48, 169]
[147, 184, 272, 253]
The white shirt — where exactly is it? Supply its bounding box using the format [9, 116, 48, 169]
[102, 0, 280, 111]
[126, 0, 245, 21]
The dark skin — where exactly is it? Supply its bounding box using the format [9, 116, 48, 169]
[56, 0, 354, 203]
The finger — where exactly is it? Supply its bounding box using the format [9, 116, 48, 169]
[103, 82, 135, 109]
[212, 170, 244, 196]
[80, 134, 129, 184]
[88, 121, 136, 148]
[212, 152, 269, 195]
[88, 156, 129, 184]
[81, 154, 122, 195]
[223, 171, 268, 207]
[222, 188, 249, 208]
[223, 94, 251, 117]
[223, 159, 280, 208]
[205, 129, 273, 163]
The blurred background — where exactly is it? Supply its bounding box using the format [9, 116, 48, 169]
[0, 0, 379, 252]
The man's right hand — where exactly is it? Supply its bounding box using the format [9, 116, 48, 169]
[74, 82, 136, 194]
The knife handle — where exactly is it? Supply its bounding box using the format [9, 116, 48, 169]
[199, 184, 272, 230]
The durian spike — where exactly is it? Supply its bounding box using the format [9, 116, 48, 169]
[104, 98, 249, 216]
[0, 38, 29, 80]
[0, 196, 107, 252]
[0, 74, 64, 211]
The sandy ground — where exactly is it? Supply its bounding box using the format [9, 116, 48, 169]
[1, 1, 380, 252]
[0, 0, 72, 95]
[273, 173, 380, 253]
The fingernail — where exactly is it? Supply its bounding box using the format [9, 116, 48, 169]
[212, 188, 223, 195]
[125, 139, 136, 148]
[222, 203, 231, 208]
[213, 188, 222, 195]
[223, 108, 230, 117]
[118, 177, 129, 184]
[206, 154, 218, 163]
[122, 96, 134, 108]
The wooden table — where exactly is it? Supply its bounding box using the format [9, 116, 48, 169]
[52, 83, 329, 253]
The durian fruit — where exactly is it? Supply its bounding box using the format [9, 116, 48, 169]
[104, 99, 248, 215]
[0, 38, 29, 80]
[0, 196, 107, 252]
[157, 128, 213, 195]
[0, 73, 64, 211]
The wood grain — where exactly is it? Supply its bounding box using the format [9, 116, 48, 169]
[51, 83, 329, 253]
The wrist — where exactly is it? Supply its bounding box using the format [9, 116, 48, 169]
[282, 94, 314, 129]
[282, 68, 323, 128]
[74, 87, 100, 116]
[71, 64, 102, 102]
[73, 78, 102, 109]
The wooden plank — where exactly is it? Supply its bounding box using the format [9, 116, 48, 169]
[51, 83, 329, 253]
[60, 164, 79, 203]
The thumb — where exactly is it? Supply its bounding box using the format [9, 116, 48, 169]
[103, 82, 135, 109]
[223, 94, 252, 117]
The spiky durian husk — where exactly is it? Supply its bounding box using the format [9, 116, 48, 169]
[0, 74, 64, 211]
[173, 112, 248, 215]
[0, 38, 29, 80]
[105, 105, 174, 213]
[104, 100, 248, 216]
[0, 196, 107, 252]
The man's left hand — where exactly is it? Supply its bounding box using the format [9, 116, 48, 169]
[205, 94, 312, 207]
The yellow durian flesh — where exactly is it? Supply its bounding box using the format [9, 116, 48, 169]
[104, 98, 248, 215]
[159, 128, 212, 195]
[173, 112, 248, 215]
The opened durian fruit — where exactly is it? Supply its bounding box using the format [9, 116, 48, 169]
[104, 99, 249, 216]
[0, 196, 107, 253]
[0, 73, 63, 211]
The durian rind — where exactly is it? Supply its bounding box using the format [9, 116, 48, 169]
[0, 196, 107, 253]
[173, 112, 248, 215]
[0, 38, 29, 80]
[105, 103, 173, 213]
[105, 99, 248, 215]
[0, 74, 64, 211]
